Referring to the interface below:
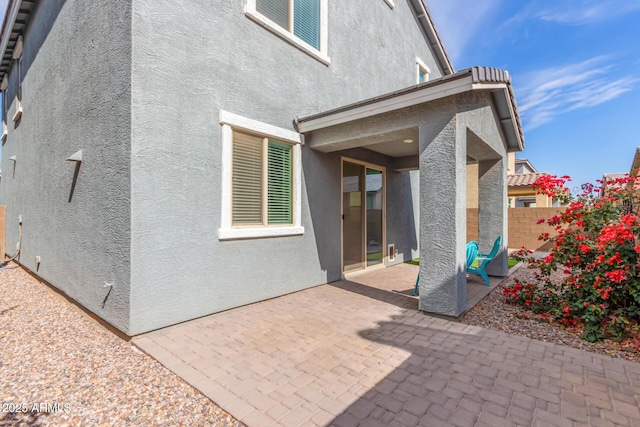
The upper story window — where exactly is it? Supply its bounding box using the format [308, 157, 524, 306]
[12, 35, 23, 123]
[416, 57, 430, 84]
[1, 75, 7, 141]
[245, 0, 329, 65]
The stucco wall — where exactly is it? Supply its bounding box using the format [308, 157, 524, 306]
[0, 0, 132, 332]
[128, 0, 439, 333]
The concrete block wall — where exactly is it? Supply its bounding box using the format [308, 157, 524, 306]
[467, 208, 478, 243]
[467, 207, 565, 251]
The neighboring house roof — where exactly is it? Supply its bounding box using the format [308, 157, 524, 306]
[507, 172, 548, 188]
[603, 173, 627, 181]
[600, 173, 628, 196]
[0, 0, 455, 80]
[514, 158, 538, 173]
[297, 66, 524, 152]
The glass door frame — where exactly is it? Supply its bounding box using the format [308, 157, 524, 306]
[341, 157, 387, 276]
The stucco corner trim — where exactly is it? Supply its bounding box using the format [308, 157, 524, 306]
[244, 1, 330, 66]
[384, 0, 395, 9]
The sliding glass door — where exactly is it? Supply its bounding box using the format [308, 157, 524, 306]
[342, 160, 385, 273]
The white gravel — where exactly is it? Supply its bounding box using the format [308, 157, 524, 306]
[0, 263, 244, 426]
[460, 262, 640, 362]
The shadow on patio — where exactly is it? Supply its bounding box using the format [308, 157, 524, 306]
[332, 262, 506, 316]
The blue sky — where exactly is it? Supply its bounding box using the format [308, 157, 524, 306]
[428, 0, 640, 192]
[0, 1, 637, 191]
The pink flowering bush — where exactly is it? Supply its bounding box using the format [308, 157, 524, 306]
[504, 174, 640, 343]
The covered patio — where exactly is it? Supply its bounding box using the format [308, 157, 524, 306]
[296, 66, 524, 318]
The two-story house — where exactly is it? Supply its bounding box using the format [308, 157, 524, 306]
[507, 155, 557, 207]
[0, 0, 523, 335]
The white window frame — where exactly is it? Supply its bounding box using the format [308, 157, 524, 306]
[1, 75, 7, 141]
[219, 110, 304, 240]
[12, 39, 22, 123]
[244, 0, 330, 65]
[416, 56, 430, 84]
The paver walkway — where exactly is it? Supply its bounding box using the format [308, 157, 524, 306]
[134, 264, 640, 426]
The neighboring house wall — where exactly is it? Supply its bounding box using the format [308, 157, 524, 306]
[0, 1, 132, 332]
[509, 188, 552, 208]
[508, 152, 515, 174]
[127, 0, 441, 333]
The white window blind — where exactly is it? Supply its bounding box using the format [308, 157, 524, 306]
[232, 133, 263, 224]
[231, 132, 293, 226]
[256, 0, 320, 49]
[267, 141, 293, 224]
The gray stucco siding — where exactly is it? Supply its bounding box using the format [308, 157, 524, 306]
[129, 0, 438, 333]
[0, 0, 132, 332]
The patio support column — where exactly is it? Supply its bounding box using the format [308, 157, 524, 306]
[418, 115, 468, 317]
[478, 158, 508, 276]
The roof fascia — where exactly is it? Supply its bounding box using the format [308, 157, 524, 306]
[411, 0, 454, 75]
[0, 0, 21, 77]
[297, 75, 474, 132]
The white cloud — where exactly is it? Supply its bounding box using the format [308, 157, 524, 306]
[536, 1, 640, 25]
[516, 57, 638, 130]
[426, 0, 502, 65]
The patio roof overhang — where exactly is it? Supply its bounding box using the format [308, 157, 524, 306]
[296, 66, 524, 154]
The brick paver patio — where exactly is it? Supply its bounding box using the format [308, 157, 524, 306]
[134, 264, 640, 426]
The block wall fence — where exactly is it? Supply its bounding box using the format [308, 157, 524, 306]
[467, 207, 566, 251]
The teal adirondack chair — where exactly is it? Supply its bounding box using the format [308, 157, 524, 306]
[468, 235, 502, 286]
[412, 241, 480, 296]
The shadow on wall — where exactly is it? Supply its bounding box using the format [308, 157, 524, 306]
[7, 0, 68, 105]
[302, 146, 342, 283]
[303, 144, 420, 283]
[386, 169, 418, 263]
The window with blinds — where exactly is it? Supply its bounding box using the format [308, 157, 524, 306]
[232, 131, 293, 226]
[256, 0, 321, 50]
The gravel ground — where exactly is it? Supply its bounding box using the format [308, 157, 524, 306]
[460, 262, 640, 363]
[0, 263, 244, 427]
